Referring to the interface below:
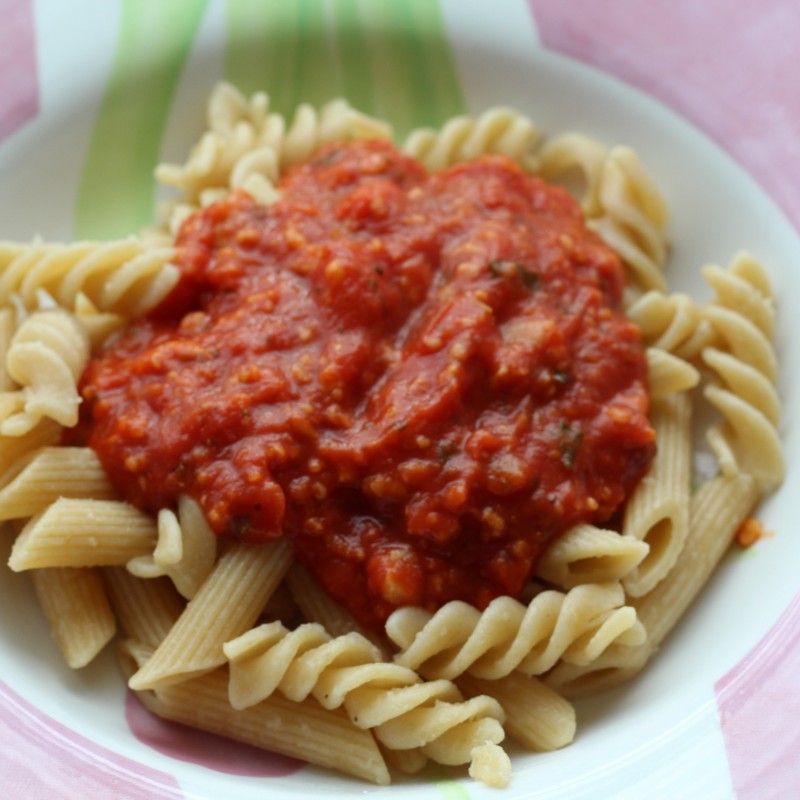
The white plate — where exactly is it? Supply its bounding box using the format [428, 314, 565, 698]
[1, 1, 797, 798]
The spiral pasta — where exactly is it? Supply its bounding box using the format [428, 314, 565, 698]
[700, 252, 783, 490]
[384, 582, 645, 682]
[540, 136, 669, 299]
[627, 290, 716, 361]
[155, 82, 392, 223]
[223, 620, 508, 778]
[401, 106, 541, 172]
[127, 495, 218, 600]
[0, 238, 178, 318]
[0, 309, 90, 436]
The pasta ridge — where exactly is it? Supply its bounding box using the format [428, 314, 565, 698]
[385, 582, 645, 681]
[223, 620, 507, 771]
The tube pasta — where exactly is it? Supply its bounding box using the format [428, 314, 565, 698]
[0, 446, 115, 521]
[103, 567, 185, 648]
[119, 639, 392, 786]
[700, 253, 783, 489]
[457, 672, 576, 753]
[128, 539, 292, 690]
[402, 107, 541, 172]
[8, 498, 158, 571]
[385, 581, 645, 682]
[0, 309, 89, 435]
[223, 620, 508, 780]
[285, 563, 388, 653]
[534, 523, 649, 589]
[32, 567, 116, 669]
[622, 392, 692, 596]
[0, 418, 61, 489]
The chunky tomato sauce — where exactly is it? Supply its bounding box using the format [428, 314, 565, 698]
[74, 139, 655, 629]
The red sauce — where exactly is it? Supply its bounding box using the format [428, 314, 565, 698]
[74, 139, 655, 630]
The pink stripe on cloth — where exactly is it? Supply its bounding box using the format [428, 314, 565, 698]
[0, 681, 184, 800]
[0, 0, 39, 143]
[527, 0, 800, 232]
[714, 592, 800, 799]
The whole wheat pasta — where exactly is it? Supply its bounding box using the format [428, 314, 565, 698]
[8, 498, 158, 571]
[534, 523, 649, 589]
[31, 567, 116, 669]
[128, 539, 292, 690]
[119, 639, 392, 785]
[0, 418, 61, 489]
[102, 567, 185, 649]
[457, 671, 576, 753]
[0, 446, 116, 521]
[622, 392, 693, 596]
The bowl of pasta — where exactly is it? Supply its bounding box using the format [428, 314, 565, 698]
[0, 2, 797, 798]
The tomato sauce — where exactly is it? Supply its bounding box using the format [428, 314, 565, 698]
[74, 139, 655, 629]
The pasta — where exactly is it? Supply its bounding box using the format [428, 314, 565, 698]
[401, 106, 541, 172]
[0, 238, 178, 317]
[119, 639, 393, 785]
[223, 620, 508, 775]
[540, 136, 670, 300]
[0, 84, 785, 789]
[385, 582, 645, 682]
[701, 253, 784, 489]
[0, 308, 90, 435]
[128, 539, 292, 690]
[32, 567, 116, 669]
[621, 392, 692, 597]
[545, 472, 760, 697]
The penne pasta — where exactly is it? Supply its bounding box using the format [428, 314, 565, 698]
[622, 392, 692, 596]
[8, 498, 157, 571]
[0, 446, 115, 521]
[128, 539, 293, 690]
[119, 639, 391, 785]
[31, 567, 116, 669]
